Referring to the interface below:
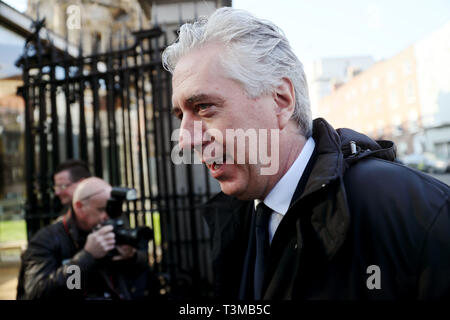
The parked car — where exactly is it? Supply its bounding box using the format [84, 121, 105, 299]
[401, 153, 448, 174]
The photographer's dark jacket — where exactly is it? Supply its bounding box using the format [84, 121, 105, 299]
[17, 210, 151, 300]
[203, 118, 450, 299]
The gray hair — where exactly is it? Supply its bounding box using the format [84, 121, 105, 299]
[162, 7, 312, 137]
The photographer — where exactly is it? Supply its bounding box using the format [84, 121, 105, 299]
[17, 177, 153, 300]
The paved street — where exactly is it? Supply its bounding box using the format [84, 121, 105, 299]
[0, 261, 20, 300]
[0, 243, 23, 300]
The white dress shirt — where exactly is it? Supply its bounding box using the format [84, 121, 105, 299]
[254, 137, 315, 244]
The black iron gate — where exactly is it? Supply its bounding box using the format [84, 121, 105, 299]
[16, 19, 220, 299]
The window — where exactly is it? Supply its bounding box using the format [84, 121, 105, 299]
[387, 71, 396, 85]
[374, 98, 383, 113]
[392, 115, 403, 136]
[345, 92, 351, 101]
[408, 110, 419, 133]
[353, 105, 360, 118]
[405, 81, 416, 103]
[388, 91, 399, 109]
[403, 61, 412, 76]
[362, 83, 369, 94]
[372, 77, 379, 90]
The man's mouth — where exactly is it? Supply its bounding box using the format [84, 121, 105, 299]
[204, 155, 229, 177]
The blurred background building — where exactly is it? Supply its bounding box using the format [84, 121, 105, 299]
[25, 0, 230, 52]
[315, 22, 450, 162]
[306, 56, 375, 119]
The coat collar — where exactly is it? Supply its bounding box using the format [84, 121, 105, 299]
[289, 118, 396, 259]
[284, 118, 349, 259]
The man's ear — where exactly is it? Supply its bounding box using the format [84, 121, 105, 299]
[74, 200, 84, 217]
[273, 77, 295, 130]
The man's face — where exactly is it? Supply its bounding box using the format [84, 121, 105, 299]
[54, 170, 79, 206]
[172, 44, 280, 200]
[76, 191, 109, 231]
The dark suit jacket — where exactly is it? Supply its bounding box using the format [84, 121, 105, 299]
[202, 118, 450, 299]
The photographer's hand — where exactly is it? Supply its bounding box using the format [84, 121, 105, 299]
[112, 245, 137, 261]
[84, 225, 116, 259]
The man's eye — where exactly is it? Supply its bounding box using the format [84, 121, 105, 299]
[197, 104, 211, 112]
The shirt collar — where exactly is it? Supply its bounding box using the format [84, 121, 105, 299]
[255, 137, 315, 215]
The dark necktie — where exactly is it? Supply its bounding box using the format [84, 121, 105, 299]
[254, 202, 272, 300]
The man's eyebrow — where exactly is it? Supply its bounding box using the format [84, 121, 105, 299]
[185, 94, 212, 104]
[186, 93, 225, 106]
[171, 94, 224, 115]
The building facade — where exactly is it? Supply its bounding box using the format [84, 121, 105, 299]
[317, 22, 450, 158]
[306, 56, 374, 118]
[26, 0, 231, 53]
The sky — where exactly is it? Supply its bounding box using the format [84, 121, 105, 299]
[3, 0, 27, 12]
[233, 0, 450, 65]
[4, 0, 450, 65]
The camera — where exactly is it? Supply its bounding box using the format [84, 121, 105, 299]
[101, 187, 153, 248]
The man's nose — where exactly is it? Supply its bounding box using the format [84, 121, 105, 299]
[179, 115, 203, 150]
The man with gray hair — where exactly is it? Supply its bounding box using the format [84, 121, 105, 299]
[163, 7, 450, 300]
